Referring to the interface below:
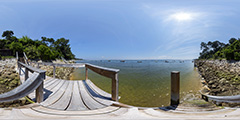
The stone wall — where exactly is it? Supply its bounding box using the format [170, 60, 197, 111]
[195, 60, 240, 96]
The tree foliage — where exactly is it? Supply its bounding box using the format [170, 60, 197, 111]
[0, 30, 75, 61]
[199, 37, 240, 60]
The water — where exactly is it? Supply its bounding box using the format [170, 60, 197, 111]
[71, 60, 201, 107]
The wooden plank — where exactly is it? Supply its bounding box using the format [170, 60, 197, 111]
[45, 79, 61, 90]
[48, 81, 73, 110]
[85, 79, 111, 98]
[43, 78, 56, 86]
[42, 79, 66, 101]
[83, 80, 113, 106]
[40, 80, 69, 106]
[78, 80, 106, 110]
[31, 105, 120, 115]
[66, 81, 88, 111]
[43, 78, 58, 88]
[28, 78, 59, 100]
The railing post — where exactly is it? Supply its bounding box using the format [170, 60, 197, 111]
[85, 67, 88, 80]
[25, 68, 29, 81]
[53, 65, 56, 78]
[171, 71, 180, 106]
[16, 52, 18, 61]
[112, 73, 119, 101]
[18, 63, 21, 75]
[36, 72, 45, 103]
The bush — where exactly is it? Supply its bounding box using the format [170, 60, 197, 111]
[224, 49, 234, 60]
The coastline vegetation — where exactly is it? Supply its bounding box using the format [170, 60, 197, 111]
[199, 38, 240, 60]
[0, 30, 75, 61]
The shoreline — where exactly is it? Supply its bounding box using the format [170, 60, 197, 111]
[195, 60, 240, 96]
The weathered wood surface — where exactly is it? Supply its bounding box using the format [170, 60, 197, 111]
[31, 61, 85, 68]
[85, 79, 111, 98]
[67, 81, 88, 111]
[78, 80, 106, 110]
[0, 72, 41, 102]
[18, 62, 46, 73]
[48, 81, 73, 110]
[29, 78, 114, 111]
[40, 80, 70, 106]
[85, 63, 119, 79]
[201, 92, 240, 103]
[85, 63, 119, 101]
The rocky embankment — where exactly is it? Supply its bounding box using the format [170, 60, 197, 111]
[33, 60, 75, 80]
[0, 59, 31, 107]
[40, 66, 74, 80]
[195, 60, 240, 96]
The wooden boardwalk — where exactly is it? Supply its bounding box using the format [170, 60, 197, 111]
[28, 78, 114, 111]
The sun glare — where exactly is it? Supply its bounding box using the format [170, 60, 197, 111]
[171, 12, 193, 21]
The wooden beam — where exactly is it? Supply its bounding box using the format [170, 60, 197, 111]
[111, 73, 119, 101]
[85, 64, 119, 79]
[85, 67, 88, 80]
[171, 71, 180, 106]
[36, 72, 45, 103]
[53, 66, 56, 78]
[25, 68, 29, 81]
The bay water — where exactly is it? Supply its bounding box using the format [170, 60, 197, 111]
[71, 60, 201, 107]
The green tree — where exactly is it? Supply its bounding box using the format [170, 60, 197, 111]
[229, 38, 237, 44]
[9, 42, 23, 55]
[53, 38, 75, 60]
[24, 45, 38, 60]
[2, 30, 14, 40]
[37, 45, 54, 61]
[224, 49, 234, 60]
[234, 52, 240, 60]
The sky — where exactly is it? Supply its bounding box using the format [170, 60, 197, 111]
[1, 0, 240, 60]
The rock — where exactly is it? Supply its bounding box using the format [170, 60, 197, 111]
[208, 81, 214, 85]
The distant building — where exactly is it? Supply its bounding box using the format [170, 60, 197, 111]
[0, 49, 13, 56]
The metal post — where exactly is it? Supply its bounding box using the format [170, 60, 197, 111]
[112, 73, 119, 101]
[25, 68, 29, 81]
[53, 66, 56, 78]
[85, 67, 88, 80]
[171, 71, 180, 106]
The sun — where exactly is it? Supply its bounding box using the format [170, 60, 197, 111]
[171, 12, 193, 21]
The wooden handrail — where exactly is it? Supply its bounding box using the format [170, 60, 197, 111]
[31, 61, 85, 68]
[18, 62, 45, 73]
[85, 63, 119, 101]
[17, 61, 45, 103]
[0, 61, 46, 103]
[23, 52, 29, 65]
[201, 91, 240, 104]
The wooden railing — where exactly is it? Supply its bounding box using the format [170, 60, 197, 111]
[201, 92, 240, 104]
[31, 61, 120, 101]
[85, 63, 120, 101]
[30, 61, 85, 78]
[18, 62, 46, 103]
[0, 62, 45, 103]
